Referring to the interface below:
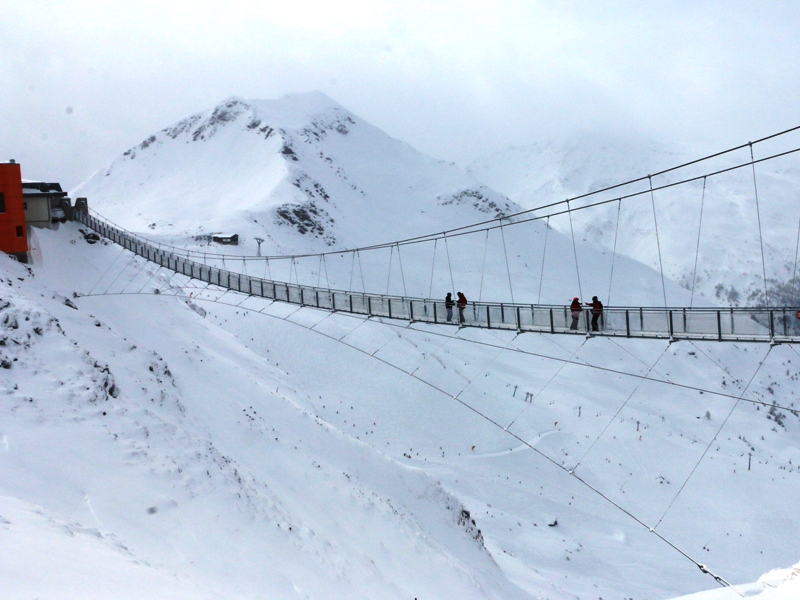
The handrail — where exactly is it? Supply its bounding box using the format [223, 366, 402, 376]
[74, 211, 800, 344]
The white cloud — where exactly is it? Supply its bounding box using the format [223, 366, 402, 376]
[2, 0, 800, 187]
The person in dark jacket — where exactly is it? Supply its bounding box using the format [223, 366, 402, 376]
[456, 292, 467, 325]
[585, 296, 603, 331]
[445, 292, 455, 322]
[569, 297, 582, 330]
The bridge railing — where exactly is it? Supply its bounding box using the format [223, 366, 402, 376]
[75, 211, 800, 343]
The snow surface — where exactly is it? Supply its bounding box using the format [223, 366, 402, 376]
[2, 218, 798, 598]
[2, 93, 794, 598]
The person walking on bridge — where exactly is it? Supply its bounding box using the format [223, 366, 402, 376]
[457, 292, 468, 325]
[569, 297, 582, 330]
[445, 292, 455, 322]
[585, 296, 603, 332]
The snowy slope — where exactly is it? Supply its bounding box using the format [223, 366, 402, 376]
[469, 132, 800, 306]
[1, 225, 529, 599]
[71, 93, 517, 257]
[2, 222, 798, 599]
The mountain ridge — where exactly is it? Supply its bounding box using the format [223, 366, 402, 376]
[72, 92, 519, 256]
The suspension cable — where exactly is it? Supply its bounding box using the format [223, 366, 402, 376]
[322, 254, 331, 289]
[792, 216, 800, 305]
[572, 344, 671, 472]
[444, 232, 456, 297]
[607, 200, 622, 306]
[690, 178, 707, 308]
[538, 217, 550, 304]
[504, 337, 589, 431]
[102, 251, 140, 295]
[83, 125, 800, 263]
[567, 200, 583, 300]
[356, 249, 366, 293]
[396, 243, 408, 298]
[348, 251, 356, 292]
[500, 220, 515, 304]
[88, 245, 127, 295]
[478, 230, 489, 304]
[428, 238, 438, 299]
[655, 346, 772, 530]
[385, 245, 394, 295]
[120, 255, 150, 294]
[81, 141, 800, 292]
[176, 292, 739, 590]
[649, 176, 669, 309]
[750, 144, 770, 307]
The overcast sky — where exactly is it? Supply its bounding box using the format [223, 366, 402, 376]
[2, 0, 799, 189]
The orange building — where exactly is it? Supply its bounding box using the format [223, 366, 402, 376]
[0, 161, 28, 263]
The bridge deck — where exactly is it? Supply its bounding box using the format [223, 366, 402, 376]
[76, 212, 800, 344]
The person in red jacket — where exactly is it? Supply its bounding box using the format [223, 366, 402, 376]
[569, 297, 582, 330]
[585, 296, 604, 331]
[456, 292, 467, 325]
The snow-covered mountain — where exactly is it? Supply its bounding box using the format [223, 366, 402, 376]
[72, 92, 517, 256]
[5, 96, 796, 598]
[469, 132, 800, 306]
[71, 94, 706, 308]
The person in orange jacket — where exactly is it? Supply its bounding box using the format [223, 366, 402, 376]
[585, 295, 604, 331]
[456, 292, 467, 325]
[569, 297, 582, 330]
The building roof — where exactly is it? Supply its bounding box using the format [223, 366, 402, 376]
[21, 181, 67, 198]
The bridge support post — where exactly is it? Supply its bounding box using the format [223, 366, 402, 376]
[717, 310, 722, 341]
[549, 308, 554, 334]
[769, 309, 775, 342]
[486, 305, 491, 329]
[516, 306, 522, 332]
[625, 310, 630, 337]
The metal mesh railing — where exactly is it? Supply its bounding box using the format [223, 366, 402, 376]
[75, 211, 800, 343]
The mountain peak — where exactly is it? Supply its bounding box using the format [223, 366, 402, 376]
[71, 92, 518, 254]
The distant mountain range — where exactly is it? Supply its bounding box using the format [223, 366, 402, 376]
[469, 133, 800, 306]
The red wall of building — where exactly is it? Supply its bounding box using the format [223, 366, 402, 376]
[0, 163, 28, 257]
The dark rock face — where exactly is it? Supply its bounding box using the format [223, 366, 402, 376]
[437, 188, 514, 219]
[274, 202, 336, 245]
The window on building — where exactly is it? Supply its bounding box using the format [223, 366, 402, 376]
[0, 192, 5, 213]
[16, 226, 23, 237]
[23, 201, 28, 210]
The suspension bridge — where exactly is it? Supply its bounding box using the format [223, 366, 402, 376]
[74, 126, 800, 343]
[67, 127, 800, 592]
